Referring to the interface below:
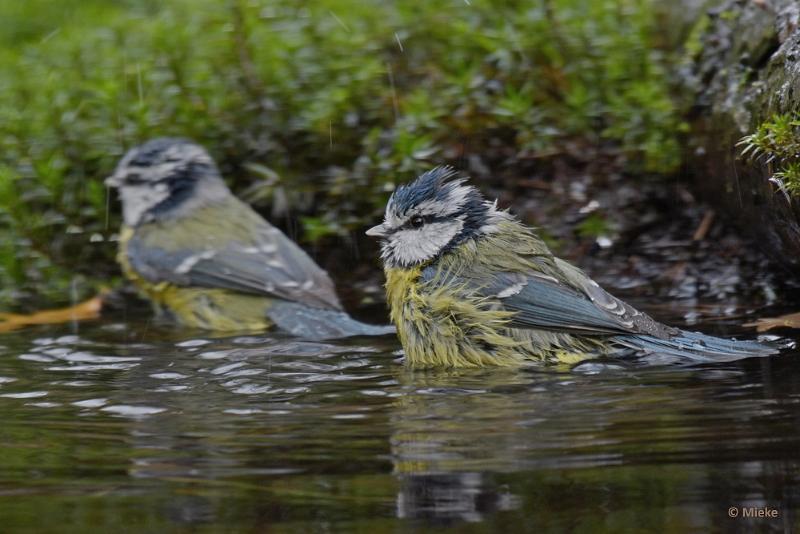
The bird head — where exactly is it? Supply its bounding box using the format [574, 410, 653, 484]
[367, 167, 508, 268]
[106, 138, 229, 226]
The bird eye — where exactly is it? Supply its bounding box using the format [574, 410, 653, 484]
[409, 215, 424, 228]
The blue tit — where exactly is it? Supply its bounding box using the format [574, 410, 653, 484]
[366, 167, 776, 368]
[106, 137, 392, 339]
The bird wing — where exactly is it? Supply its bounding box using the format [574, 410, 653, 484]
[425, 258, 675, 338]
[125, 197, 343, 311]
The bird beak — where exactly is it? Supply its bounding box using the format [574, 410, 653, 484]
[366, 223, 388, 238]
[104, 173, 121, 187]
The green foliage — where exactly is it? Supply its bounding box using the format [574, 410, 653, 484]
[0, 0, 683, 305]
[576, 213, 612, 239]
[738, 113, 800, 200]
[683, 14, 711, 60]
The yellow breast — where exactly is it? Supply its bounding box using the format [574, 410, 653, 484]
[384, 266, 526, 368]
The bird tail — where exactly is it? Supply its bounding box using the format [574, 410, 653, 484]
[615, 330, 779, 363]
[268, 301, 395, 340]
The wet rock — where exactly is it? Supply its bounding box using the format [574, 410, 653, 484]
[684, 0, 800, 272]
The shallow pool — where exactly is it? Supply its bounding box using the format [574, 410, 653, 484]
[0, 297, 797, 532]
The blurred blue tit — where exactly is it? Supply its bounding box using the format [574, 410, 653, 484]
[367, 167, 776, 368]
[106, 138, 392, 339]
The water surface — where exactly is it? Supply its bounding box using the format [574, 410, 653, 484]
[0, 299, 798, 533]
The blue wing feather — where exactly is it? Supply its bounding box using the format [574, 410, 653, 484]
[422, 265, 778, 361]
[125, 200, 344, 311]
[496, 273, 627, 334]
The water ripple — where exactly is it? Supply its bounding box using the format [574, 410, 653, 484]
[1, 391, 48, 399]
[101, 405, 166, 417]
[0, 316, 797, 531]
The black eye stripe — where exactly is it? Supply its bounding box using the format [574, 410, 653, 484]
[397, 214, 447, 231]
[124, 175, 145, 184]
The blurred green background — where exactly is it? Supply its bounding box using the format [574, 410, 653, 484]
[0, 0, 684, 307]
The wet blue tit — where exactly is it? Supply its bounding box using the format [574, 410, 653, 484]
[106, 137, 392, 339]
[366, 167, 776, 368]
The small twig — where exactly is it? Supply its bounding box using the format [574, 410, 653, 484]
[692, 210, 715, 241]
[0, 294, 105, 334]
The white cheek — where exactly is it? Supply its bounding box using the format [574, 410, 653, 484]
[119, 185, 169, 226]
[384, 220, 463, 266]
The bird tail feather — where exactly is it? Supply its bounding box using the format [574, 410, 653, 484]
[616, 330, 778, 363]
[268, 301, 395, 340]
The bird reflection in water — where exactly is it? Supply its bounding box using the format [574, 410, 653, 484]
[390, 368, 528, 524]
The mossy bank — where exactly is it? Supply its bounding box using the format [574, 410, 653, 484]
[684, 0, 800, 271]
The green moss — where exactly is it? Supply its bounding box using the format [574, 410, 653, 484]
[683, 14, 711, 60]
[773, 162, 800, 197]
[738, 113, 800, 199]
[0, 0, 683, 306]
